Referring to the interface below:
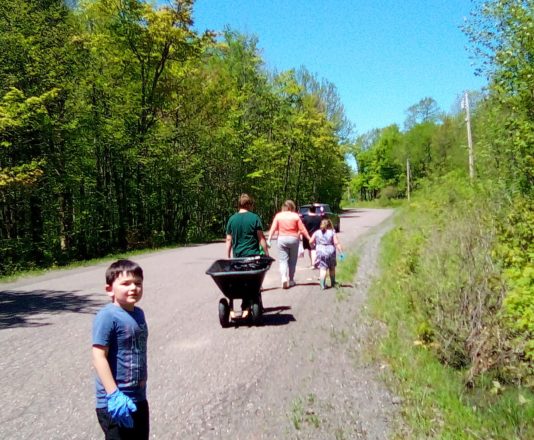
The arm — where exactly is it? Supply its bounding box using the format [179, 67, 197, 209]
[297, 217, 311, 241]
[257, 230, 269, 256]
[93, 344, 137, 428]
[225, 234, 233, 258]
[333, 233, 343, 253]
[267, 215, 279, 242]
[92, 345, 117, 395]
[309, 231, 316, 246]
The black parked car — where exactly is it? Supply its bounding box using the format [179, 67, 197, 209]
[298, 203, 340, 233]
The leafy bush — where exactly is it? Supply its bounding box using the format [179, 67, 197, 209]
[368, 177, 534, 438]
[382, 174, 534, 388]
[379, 185, 399, 200]
[496, 197, 534, 387]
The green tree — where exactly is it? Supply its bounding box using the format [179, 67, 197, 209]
[352, 125, 403, 200]
[404, 97, 441, 130]
[464, 0, 534, 194]
[400, 121, 439, 180]
[0, 0, 81, 266]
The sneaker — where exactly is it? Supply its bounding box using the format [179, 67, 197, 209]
[282, 277, 289, 289]
[289, 280, 296, 287]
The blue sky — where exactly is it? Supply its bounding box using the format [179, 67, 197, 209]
[185, 0, 487, 135]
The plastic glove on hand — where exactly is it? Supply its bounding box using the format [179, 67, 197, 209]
[267, 239, 272, 248]
[338, 253, 345, 262]
[106, 389, 137, 428]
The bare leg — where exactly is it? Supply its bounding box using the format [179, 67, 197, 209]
[329, 268, 336, 287]
[319, 268, 327, 289]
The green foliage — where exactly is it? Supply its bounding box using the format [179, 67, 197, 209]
[368, 184, 534, 439]
[0, 0, 349, 275]
[289, 394, 321, 431]
[348, 3, 534, 433]
[368, 173, 534, 389]
[352, 124, 403, 201]
[494, 197, 534, 385]
[403, 96, 441, 130]
[463, 0, 534, 195]
[350, 108, 473, 204]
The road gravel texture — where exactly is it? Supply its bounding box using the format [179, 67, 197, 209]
[0, 208, 399, 439]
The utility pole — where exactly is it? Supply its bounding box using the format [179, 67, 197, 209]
[406, 158, 411, 201]
[462, 91, 475, 180]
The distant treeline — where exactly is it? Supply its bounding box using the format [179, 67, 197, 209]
[0, 0, 351, 274]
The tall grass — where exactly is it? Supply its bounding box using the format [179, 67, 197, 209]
[367, 175, 534, 439]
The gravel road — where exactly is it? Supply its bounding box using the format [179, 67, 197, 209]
[0, 208, 398, 440]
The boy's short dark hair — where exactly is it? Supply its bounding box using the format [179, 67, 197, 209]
[105, 259, 144, 285]
[238, 193, 253, 209]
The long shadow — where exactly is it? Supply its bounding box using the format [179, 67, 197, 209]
[0, 289, 105, 330]
[293, 282, 354, 289]
[263, 305, 291, 313]
[296, 282, 321, 287]
[259, 305, 295, 326]
[228, 305, 295, 328]
[339, 208, 361, 219]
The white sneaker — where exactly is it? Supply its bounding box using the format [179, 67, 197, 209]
[289, 280, 296, 287]
[282, 277, 289, 289]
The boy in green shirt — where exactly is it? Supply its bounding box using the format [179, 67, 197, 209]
[225, 193, 269, 258]
[225, 194, 269, 318]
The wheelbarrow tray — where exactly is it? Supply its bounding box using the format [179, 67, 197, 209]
[206, 256, 274, 301]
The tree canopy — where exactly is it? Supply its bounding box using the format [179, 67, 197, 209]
[0, 0, 350, 272]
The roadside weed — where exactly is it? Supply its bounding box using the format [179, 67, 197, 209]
[335, 287, 350, 302]
[336, 252, 359, 286]
[290, 398, 304, 430]
[330, 324, 349, 344]
[368, 204, 534, 439]
[289, 394, 321, 430]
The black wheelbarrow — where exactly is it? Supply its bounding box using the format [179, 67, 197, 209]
[206, 256, 274, 327]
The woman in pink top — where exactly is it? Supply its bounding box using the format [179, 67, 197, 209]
[267, 200, 311, 289]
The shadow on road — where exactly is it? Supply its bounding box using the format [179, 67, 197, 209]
[260, 305, 295, 326]
[294, 282, 354, 292]
[339, 208, 363, 219]
[0, 289, 105, 329]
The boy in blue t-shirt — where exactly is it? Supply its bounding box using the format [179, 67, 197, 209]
[92, 259, 149, 439]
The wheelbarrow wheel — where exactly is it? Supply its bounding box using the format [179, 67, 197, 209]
[218, 298, 230, 328]
[251, 302, 262, 325]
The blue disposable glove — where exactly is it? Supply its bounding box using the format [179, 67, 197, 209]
[106, 389, 137, 428]
[338, 253, 345, 262]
